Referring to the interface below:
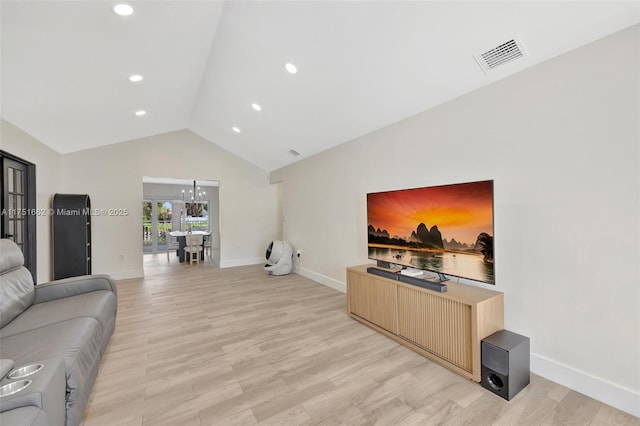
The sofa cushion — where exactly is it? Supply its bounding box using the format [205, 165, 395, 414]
[0, 240, 35, 328]
[0, 267, 35, 328]
[0, 290, 116, 339]
[0, 317, 103, 411]
[0, 239, 26, 274]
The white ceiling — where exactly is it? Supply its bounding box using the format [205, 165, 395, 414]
[2, 1, 638, 172]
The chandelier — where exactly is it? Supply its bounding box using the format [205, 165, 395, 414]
[181, 180, 206, 202]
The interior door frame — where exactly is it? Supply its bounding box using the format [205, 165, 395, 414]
[0, 150, 37, 282]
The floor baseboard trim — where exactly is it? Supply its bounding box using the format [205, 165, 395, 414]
[298, 267, 346, 293]
[110, 269, 144, 280]
[531, 353, 640, 417]
[220, 257, 264, 268]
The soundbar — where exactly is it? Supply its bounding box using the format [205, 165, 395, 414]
[366, 267, 448, 293]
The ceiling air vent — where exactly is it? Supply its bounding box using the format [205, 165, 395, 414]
[288, 149, 301, 156]
[474, 36, 528, 74]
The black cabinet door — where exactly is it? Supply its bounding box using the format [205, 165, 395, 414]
[52, 194, 91, 279]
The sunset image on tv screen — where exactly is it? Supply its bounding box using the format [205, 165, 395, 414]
[367, 180, 494, 284]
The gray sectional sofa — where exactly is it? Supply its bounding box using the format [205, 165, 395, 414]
[0, 239, 117, 426]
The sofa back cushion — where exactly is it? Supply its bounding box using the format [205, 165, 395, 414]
[0, 239, 35, 328]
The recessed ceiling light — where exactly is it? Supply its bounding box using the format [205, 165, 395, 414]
[251, 103, 262, 111]
[135, 110, 146, 116]
[129, 74, 143, 82]
[232, 127, 241, 133]
[112, 3, 134, 16]
[285, 63, 298, 74]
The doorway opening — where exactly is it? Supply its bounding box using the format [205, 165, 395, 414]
[142, 177, 220, 264]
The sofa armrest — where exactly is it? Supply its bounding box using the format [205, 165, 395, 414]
[0, 406, 49, 426]
[0, 358, 65, 426]
[33, 275, 117, 304]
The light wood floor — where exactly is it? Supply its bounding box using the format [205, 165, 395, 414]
[82, 255, 638, 426]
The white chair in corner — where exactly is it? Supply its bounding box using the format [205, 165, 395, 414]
[184, 233, 204, 265]
[203, 234, 212, 259]
[166, 232, 180, 262]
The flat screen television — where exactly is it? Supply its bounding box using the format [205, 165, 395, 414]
[367, 180, 495, 284]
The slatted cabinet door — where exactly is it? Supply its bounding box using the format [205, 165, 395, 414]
[397, 284, 473, 372]
[347, 271, 398, 334]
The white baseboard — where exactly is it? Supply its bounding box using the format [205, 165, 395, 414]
[298, 267, 346, 293]
[109, 269, 144, 280]
[220, 257, 264, 268]
[531, 353, 640, 418]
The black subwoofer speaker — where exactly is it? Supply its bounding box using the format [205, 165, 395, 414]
[481, 329, 530, 400]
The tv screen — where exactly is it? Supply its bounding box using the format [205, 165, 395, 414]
[367, 180, 494, 284]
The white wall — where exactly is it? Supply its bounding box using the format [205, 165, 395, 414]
[271, 25, 640, 415]
[60, 129, 280, 278]
[0, 118, 61, 283]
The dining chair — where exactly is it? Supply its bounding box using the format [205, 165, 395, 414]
[203, 235, 212, 259]
[184, 233, 204, 264]
[166, 232, 180, 262]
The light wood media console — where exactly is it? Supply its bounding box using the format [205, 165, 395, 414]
[347, 265, 504, 382]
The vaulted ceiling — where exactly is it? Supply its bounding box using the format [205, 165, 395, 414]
[1, 1, 638, 171]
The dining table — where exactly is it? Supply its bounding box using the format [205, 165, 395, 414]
[169, 231, 211, 262]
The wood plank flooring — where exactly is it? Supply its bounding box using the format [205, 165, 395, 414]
[81, 255, 638, 426]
